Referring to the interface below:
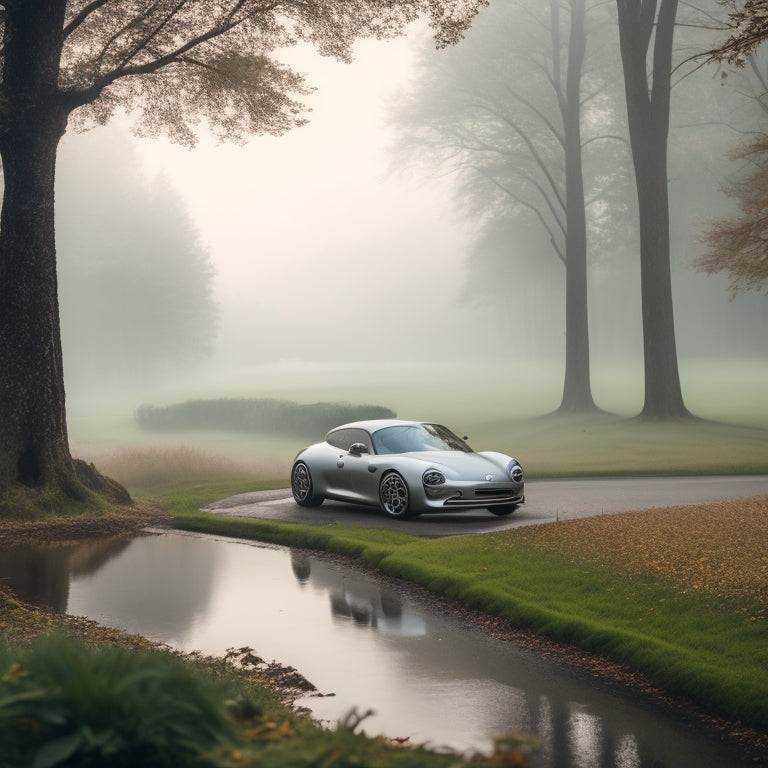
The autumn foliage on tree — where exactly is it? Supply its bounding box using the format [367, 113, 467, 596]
[697, 1, 768, 295]
[695, 134, 768, 294]
[709, 0, 768, 65]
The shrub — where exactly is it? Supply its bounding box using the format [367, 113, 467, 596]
[0, 635, 241, 767]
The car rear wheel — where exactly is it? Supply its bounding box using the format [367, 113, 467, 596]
[291, 461, 324, 507]
[379, 471, 411, 518]
[488, 504, 518, 516]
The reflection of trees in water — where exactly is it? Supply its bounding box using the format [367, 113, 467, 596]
[286, 548, 699, 766]
[0, 534, 220, 641]
[68, 536, 133, 577]
[0, 537, 134, 612]
[0, 536, 136, 613]
[0, 544, 73, 611]
[67, 534, 220, 640]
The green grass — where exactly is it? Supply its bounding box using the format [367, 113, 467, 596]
[474, 413, 768, 476]
[164, 487, 768, 733]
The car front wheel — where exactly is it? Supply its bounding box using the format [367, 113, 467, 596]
[379, 471, 411, 518]
[291, 461, 324, 507]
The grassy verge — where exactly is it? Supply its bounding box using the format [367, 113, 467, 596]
[163, 481, 768, 737]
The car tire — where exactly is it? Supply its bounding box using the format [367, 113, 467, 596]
[488, 504, 518, 516]
[291, 461, 324, 507]
[379, 471, 412, 518]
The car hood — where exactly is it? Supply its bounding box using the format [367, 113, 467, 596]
[397, 451, 512, 480]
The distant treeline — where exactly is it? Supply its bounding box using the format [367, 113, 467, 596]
[135, 398, 396, 437]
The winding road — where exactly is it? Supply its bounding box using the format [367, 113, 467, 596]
[204, 475, 768, 537]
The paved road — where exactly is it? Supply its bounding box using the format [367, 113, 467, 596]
[204, 475, 768, 537]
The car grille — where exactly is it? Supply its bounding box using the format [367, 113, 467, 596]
[443, 486, 523, 507]
[473, 485, 517, 498]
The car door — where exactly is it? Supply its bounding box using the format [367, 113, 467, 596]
[326, 428, 374, 502]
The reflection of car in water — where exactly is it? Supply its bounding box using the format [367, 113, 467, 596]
[290, 551, 424, 636]
[291, 419, 525, 519]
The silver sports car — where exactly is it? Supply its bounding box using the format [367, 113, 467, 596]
[290, 419, 524, 519]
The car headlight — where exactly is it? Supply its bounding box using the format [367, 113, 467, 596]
[507, 461, 523, 483]
[423, 470, 446, 486]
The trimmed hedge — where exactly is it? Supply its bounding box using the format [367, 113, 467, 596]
[136, 398, 396, 437]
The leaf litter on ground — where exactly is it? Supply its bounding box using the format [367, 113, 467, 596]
[511, 494, 768, 614]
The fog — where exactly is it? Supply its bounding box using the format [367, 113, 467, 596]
[60, 32, 480, 392]
[53, 10, 768, 459]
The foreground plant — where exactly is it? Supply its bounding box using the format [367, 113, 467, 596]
[0, 635, 239, 767]
[0, 633, 532, 768]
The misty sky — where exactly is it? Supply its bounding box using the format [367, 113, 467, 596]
[64, 27, 487, 367]
[54, 10, 767, 414]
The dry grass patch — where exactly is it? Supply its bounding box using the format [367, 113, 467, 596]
[514, 495, 768, 609]
[93, 445, 277, 489]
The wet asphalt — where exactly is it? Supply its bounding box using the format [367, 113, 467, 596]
[204, 475, 768, 537]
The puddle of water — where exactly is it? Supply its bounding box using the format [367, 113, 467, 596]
[0, 532, 748, 766]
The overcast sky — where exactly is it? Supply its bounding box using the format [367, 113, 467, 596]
[102, 27, 483, 367]
[55, 11, 767, 417]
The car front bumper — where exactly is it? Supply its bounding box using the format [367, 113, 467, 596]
[422, 482, 525, 510]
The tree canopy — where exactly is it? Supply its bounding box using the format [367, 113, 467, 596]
[0, 0, 484, 145]
[709, 0, 768, 65]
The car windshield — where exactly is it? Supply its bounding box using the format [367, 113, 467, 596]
[372, 423, 472, 455]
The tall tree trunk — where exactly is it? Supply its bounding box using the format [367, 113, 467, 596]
[558, 0, 597, 412]
[616, 0, 690, 419]
[0, 1, 76, 492]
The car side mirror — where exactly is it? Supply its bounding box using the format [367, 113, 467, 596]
[349, 442, 369, 456]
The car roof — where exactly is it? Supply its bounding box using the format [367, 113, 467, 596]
[328, 419, 422, 435]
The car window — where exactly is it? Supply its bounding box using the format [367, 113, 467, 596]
[326, 429, 353, 450]
[372, 424, 472, 454]
[326, 428, 373, 453]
